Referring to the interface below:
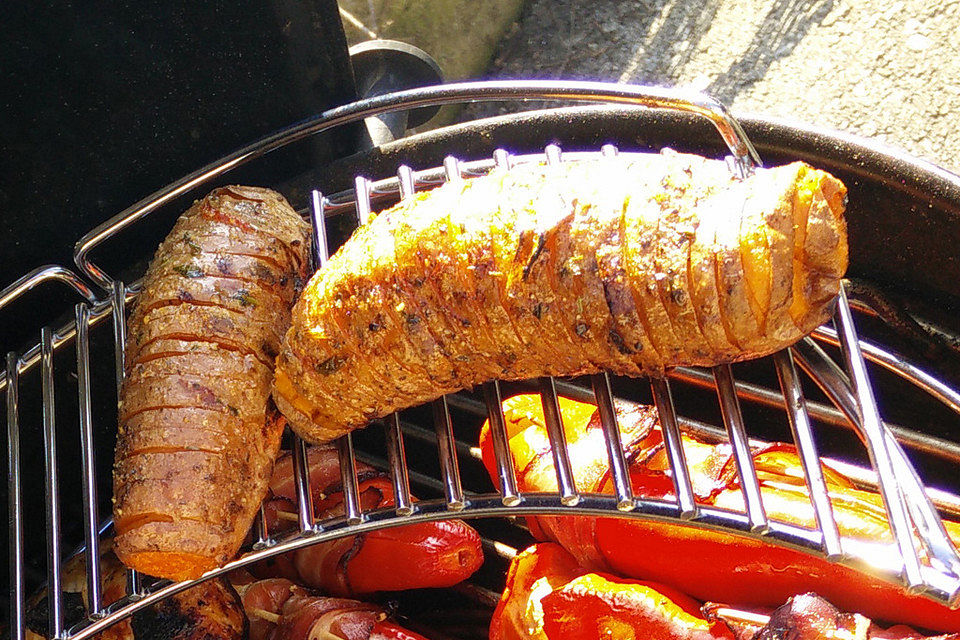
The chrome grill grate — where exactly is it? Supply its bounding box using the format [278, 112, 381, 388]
[4, 81, 960, 640]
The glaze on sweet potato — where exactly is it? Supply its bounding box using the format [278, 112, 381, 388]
[113, 186, 311, 581]
[274, 151, 848, 444]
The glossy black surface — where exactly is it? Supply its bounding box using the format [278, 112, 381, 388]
[0, 0, 360, 351]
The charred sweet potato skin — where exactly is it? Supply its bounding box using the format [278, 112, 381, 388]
[275, 151, 848, 444]
[113, 186, 311, 581]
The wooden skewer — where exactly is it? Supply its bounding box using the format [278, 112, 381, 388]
[275, 509, 301, 523]
[246, 608, 282, 624]
[701, 602, 770, 627]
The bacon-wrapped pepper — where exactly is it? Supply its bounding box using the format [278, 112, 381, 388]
[234, 574, 430, 640]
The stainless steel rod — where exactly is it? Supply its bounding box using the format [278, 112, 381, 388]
[713, 364, 768, 532]
[253, 504, 272, 549]
[385, 413, 414, 515]
[649, 377, 697, 518]
[794, 333, 960, 589]
[76, 304, 103, 614]
[433, 396, 467, 510]
[834, 287, 924, 590]
[591, 373, 634, 511]
[110, 281, 140, 596]
[481, 381, 521, 506]
[336, 434, 364, 524]
[538, 377, 580, 506]
[42, 327, 64, 638]
[292, 436, 316, 531]
[310, 190, 330, 270]
[7, 352, 25, 640]
[773, 350, 842, 558]
[812, 324, 960, 417]
[397, 165, 416, 199]
[669, 363, 960, 462]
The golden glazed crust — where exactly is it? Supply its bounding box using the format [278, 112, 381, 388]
[113, 186, 310, 581]
[275, 152, 848, 444]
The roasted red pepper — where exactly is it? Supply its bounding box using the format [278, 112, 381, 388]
[479, 394, 960, 632]
[490, 542, 733, 640]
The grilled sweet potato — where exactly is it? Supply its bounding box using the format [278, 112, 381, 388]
[274, 150, 848, 444]
[113, 186, 311, 581]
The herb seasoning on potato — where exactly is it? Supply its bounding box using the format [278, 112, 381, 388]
[273, 150, 847, 444]
[113, 186, 311, 581]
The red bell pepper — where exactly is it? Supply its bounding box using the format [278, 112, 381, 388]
[479, 394, 960, 632]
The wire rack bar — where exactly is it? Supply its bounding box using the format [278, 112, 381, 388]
[7, 352, 25, 640]
[433, 396, 467, 510]
[384, 413, 414, 515]
[481, 381, 521, 506]
[649, 377, 698, 518]
[713, 364, 768, 532]
[253, 503, 272, 549]
[537, 376, 581, 506]
[336, 434, 363, 524]
[292, 437, 316, 531]
[835, 287, 926, 590]
[591, 373, 635, 511]
[0, 265, 97, 314]
[75, 303, 103, 614]
[109, 281, 141, 597]
[42, 327, 65, 638]
[772, 349, 842, 558]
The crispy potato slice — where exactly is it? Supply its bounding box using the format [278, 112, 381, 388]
[114, 450, 258, 531]
[557, 161, 643, 376]
[182, 186, 311, 254]
[392, 187, 497, 384]
[127, 302, 284, 367]
[623, 181, 689, 365]
[712, 179, 766, 354]
[688, 180, 742, 359]
[148, 249, 298, 305]
[498, 165, 588, 375]
[652, 159, 715, 365]
[448, 174, 530, 377]
[170, 216, 305, 272]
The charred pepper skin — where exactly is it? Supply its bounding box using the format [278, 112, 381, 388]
[479, 394, 960, 634]
[275, 151, 848, 444]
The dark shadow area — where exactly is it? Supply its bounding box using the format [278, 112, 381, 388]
[707, 0, 834, 103]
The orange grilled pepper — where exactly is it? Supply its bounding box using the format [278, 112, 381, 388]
[490, 542, 733, 640]
[541, 574, 733, 640]
[253, 446, 483, 596]
[479, 394, 960, 633]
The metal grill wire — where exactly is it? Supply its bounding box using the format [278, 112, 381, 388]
[1, 90, 960, 640]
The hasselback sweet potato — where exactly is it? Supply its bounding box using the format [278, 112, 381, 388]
[113, 186, 311, 581]
[273, 150, 848, 444]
